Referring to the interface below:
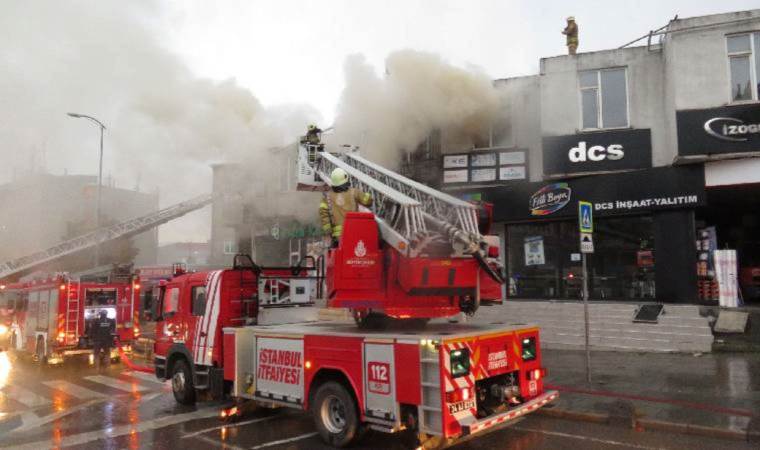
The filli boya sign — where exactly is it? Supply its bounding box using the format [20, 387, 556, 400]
[677, 104, 760, 157]
[542, 129, 652, 176]
[529, 183, 571, 216]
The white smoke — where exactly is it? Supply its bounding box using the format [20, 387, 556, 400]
[0, 1, 320, 251]
[331, 50, 499, 167]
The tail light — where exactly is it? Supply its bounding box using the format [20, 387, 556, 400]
[527, 368, 546, 380]
[446, 387, 473, 403]
[488, 245, 499, 258]
[57, 331, 66, 342]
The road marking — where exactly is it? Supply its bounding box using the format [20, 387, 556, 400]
[84, 375, 149, 393]
[249, 432, 319, 449]
[2, 407, 219, 449]
[193, 434, 247, 450]
[42, 380, 105, 400]
[11, 399, 105, 433]
[1, 385, 52, 408]
[511, 426, 665, 449]
[181, 414, 284, 439]
[125, 371, 167, 385]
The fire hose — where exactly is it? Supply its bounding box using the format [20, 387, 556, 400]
[114, 337, 154, 374]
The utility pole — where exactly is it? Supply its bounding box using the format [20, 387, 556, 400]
[579, 201, 594, 383]
[67, 112, 106, 267]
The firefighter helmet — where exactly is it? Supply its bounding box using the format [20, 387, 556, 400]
[330, 168, 349, 187]
[308, 124, 317, 131]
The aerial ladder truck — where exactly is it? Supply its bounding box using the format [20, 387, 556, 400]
[296, 141, 505, 326]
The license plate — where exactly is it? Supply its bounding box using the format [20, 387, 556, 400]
[448, 399, 476, 414]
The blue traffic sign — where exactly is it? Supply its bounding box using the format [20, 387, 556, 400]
[579, 201, 593, 233]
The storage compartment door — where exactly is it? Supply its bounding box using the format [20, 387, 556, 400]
[364, 343, 396, 421]
[255, 337, 305, 404]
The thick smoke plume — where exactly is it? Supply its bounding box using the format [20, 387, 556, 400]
[331, 50, 499, 167]
[0, 1, 319, 257]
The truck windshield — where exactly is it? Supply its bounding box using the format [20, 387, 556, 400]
[85, 288, 117, 306]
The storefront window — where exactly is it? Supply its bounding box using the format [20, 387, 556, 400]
[507, 216, 655, 300]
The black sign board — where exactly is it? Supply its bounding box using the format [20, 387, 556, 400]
[469, 165, 705, 222]
[677, 104, 760, 157]
[542, 129, 652, 177]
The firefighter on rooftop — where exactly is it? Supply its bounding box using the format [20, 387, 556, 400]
[320, 168, 372, 245]
[562, 16, 579, 55]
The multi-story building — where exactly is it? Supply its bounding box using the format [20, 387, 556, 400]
[0, 172, 159, 266]
[209, 145, 321, 267]
[408, 10, 760, 311]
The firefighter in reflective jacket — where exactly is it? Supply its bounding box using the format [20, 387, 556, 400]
[319, 168, 372, 244]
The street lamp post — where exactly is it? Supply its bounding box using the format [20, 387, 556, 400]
[67, 112, 106, 267]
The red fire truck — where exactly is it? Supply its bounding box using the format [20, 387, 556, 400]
[153, 256, 554, 448]
[4, 274, 140, 363]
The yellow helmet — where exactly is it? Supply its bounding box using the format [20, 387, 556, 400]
[330, 168, 349, 187]
[308, 124, 316, 131]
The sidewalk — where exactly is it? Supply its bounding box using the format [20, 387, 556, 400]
[540, 349, 760, 442]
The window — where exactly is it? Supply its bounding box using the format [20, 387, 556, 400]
[223, 240, 238, 254]
[191, 286, 206, 316]
[163, 287, 180, 315]
[727, 33, 760, 102]
[579, 68, 629, 129]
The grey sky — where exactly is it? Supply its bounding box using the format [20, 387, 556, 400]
[165, 0, 759, 123]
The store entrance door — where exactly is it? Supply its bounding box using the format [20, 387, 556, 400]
[697, 183, 760, 304]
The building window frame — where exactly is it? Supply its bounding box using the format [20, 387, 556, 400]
[726, 32, 760, 103]
[578, 67, 630, 131]
[223, 240, 238, 255]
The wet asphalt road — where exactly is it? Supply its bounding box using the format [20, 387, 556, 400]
[0, 350, 755, 450]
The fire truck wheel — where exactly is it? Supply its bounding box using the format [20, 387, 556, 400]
[171, 359, 196, 405]
[312, 381, 359, 447]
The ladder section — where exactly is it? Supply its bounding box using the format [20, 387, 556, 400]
[64, 281, 79, 345]
[316, 151, 426, 252]
[345, 153, 480, 235]
[419, 343, 443, 436]
[0, 194, 214, 279]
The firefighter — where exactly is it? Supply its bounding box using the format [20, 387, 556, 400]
[319, 168, 372, 246]
[90, 310, 115, 371]
[562, 16, 579, 55]
[305, 124, 322, 145]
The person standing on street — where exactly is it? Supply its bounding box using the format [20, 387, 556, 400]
[90, 310, 115, 371]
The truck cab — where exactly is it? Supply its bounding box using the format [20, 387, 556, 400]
[153, 256, 318, 404]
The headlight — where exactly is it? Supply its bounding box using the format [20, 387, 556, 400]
[0, 324, 8, 335]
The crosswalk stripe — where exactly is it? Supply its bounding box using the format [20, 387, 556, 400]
[42, 380, 106, 399]
[1, 385, 52, 408]
[84, 375, 149, 393]
[125, 371, 167, 385]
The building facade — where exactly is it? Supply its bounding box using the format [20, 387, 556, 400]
[0, 173, 159, 267]
[415, 10, 760, 306]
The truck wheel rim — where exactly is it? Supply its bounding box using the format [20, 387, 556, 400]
[321, 395, 346, 433]
[172, 371, 185, 393]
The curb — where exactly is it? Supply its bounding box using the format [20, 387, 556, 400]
[536, 407, 757, 442]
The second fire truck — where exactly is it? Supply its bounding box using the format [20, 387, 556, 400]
[3, 273, 140, 363]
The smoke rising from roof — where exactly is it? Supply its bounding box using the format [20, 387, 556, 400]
[331, 50, 499, 167]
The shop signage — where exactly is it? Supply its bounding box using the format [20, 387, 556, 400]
[677, 104, 760, 157]
[542, 129, 652, 176]
[443, 148, 527, 186]
[529, 182, 571, 216]
[472, 165, 706, 222]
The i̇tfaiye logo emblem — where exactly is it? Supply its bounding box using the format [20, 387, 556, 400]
[354, 240, 367, 257]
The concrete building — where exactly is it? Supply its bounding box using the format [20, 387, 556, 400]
[209, 145, 321, 267]
[157, 241, 210, 266]
[0, 172, 159, 267]
[401, 10, 760, 352]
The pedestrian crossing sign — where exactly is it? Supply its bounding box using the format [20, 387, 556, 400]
[579, 201, 593, 233]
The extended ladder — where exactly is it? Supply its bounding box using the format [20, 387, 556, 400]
[297, 143, 485, 257]
[0, 194, 214, 280]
